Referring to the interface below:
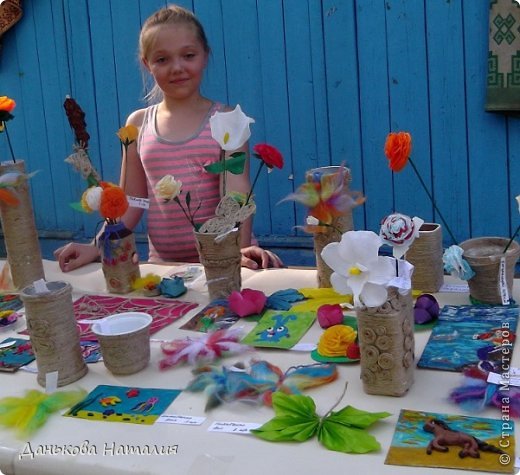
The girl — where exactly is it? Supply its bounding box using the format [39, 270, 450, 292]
[55, 4, 282, 272]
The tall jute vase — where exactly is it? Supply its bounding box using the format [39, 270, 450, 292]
[98, 223, 141, 294]
[21, 281, 87, 387]
[460, 237, 520, 305]
[405, 223, 444, 292]
[194, 228, 241, 300]
[356, 287, 415, 396]
[0, 161, 45, 290]
[305, 166, 354, 288]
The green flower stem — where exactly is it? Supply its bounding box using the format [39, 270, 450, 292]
[245, 160, 265, 206]
[3, 123, 16, 163]
[407, 158, 457, 245]
[504, 223, 520, 253]
[220, 149, 227, 197]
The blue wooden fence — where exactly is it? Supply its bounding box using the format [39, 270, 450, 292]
[0, 0, 519, 265]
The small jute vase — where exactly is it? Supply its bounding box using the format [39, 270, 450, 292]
[20, 281, 87, 387]
[405, 223, 444, 292]
[306, 166, 354, 288]
[460, 237, 520, 305]
[0, 160, 45, 290]
[356, 287, 415, 396]
[99, 223, 141, 294]
[194, 228, 241, 300]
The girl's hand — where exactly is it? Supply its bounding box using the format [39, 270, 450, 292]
[54, 243, 100, 272]
[240, 246, 283, 269]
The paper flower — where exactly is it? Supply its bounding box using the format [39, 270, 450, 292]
[317, 325, 357, 357]
[321, 230, 398, 307]
[317, 304, 344, 328]
[384, 131, 457, 245]
[413, 293, 440, 325]
[380, 213, 424, 259]
[116, 125, 138, 149]
[442, 244, 475, 280]
[281, 166, 365, 234]
[0, 95, 17, 163]
[99, 182, 128, 221]
[228, 288, 267, 317]
[209, 104, 254, 151]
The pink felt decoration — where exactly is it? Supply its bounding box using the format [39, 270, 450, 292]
[228, 288, 267, 317]
[317, 304, 344, 328]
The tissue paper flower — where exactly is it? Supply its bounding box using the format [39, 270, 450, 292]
[380, 213, 424, 259]
[228, 288, 267, 317]
[442, 245, 475, 280]
[154, 175, 200, 229]
[384, 131, 457, 245]
[252, 143, 284, 170]
[321, 231, 397, 307]
[413, 293, 440, 325]
[317, 325, 357, 357]
[317, 304, 344, 328]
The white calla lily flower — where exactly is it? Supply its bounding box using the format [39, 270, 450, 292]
[321, 230, 396, 307]
[209, 104, 255, 151]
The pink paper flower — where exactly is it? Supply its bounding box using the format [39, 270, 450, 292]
[228, 288, 267, 317]
[317, 304, 344, 328]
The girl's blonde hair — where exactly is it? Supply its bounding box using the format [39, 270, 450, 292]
[139, 4, 210, 103]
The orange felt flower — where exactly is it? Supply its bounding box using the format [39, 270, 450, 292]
[99, 184, 128, 220]
[384, 132, 412, 172]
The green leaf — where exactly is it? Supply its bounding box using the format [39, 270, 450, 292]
[251, 416, 319, 442]
[69, 202, 88, 214]
[271, 393, 317, 419]
[326, 406, 391, 429]
[203, 153, 246, 175]
[185, 191, 191, 209]
[318, 419, 381, 454]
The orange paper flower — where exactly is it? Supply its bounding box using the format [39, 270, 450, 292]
[384, 132, 412, 172]
[0, 96, 16, 114]
[99, 184, 128, 220]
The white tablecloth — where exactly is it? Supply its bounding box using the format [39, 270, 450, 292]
[0, 260, 518, 475]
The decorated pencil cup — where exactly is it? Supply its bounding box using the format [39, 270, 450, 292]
[92, 312, 152, 375]
[20, 280, 87, 387]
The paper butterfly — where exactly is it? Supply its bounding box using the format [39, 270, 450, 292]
[199, 195, 256, 234]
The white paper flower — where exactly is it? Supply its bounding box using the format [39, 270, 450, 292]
[380, 213, 424, 259]
[321, 230, 396, 307]
[155, 175, 182, 201]
[209, 104, 255, 151]
[83, 186, 102, 211]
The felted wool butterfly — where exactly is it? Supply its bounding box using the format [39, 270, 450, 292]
[198, 194, 256, 234]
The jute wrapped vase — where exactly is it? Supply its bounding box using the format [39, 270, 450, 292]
[194, 228, 241, 300]
[0, 160, 45, 290]
[405, 223, 444, 292]
[99, 223, 141, 294]
[21, 281, 87, 387]
[460, 237, 520, 305]
[356, 287, 415, 396]
[306, 166, 354, 288]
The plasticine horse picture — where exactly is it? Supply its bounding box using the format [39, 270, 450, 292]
[423, 418, 504, 459]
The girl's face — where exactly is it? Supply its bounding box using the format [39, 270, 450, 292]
[143, 24, 208, 101]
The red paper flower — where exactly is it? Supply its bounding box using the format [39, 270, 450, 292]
[228, 288, 267, 317]
[317, 304, 344, 328]
[384, 132, 412, 172]
[253, 143, 284, 169]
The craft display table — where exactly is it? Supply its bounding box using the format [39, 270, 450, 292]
[0, 259, 518, 475]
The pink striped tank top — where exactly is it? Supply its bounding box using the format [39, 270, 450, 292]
[138, 102, 223, 262]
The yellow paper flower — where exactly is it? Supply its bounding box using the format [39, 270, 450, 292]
[117, 125, 138, 147]
[155, 175, 182, 201]
[317, 325, 357, 357]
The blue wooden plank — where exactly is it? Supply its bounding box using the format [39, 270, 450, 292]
[463, 0, 509, 238]
[323, 0, 366, 231]
[425, 0, 469, 245]
[508, 117, 520, 237]
[355, 0, 392, 233]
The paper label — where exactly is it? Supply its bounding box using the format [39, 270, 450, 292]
[155, 414, 206, 426]
[127, 196, 149, 209]
[499, 257, 510, 305]
[207, 421, 261, 434]
[439, 283, 469, 293]
[487, 368, 520, 387]
[45, 371, 58, 393]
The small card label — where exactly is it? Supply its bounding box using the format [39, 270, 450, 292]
[155, 414, 206, 426]
[488, 368, 520, 387]
[208, 421, 261, 434]
[127, 196, 150, 209]
[439, 283, 469, 293]
[499, 257, 510, 305]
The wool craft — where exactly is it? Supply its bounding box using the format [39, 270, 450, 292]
[159, 327, 250, 370]
[0, 389, 86, 438]
[186, 360, 338, 410]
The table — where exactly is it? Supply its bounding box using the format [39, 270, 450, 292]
[0, 260, 518, 475]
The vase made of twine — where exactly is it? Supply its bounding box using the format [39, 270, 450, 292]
[0, 161, 45, 290]
[356, 287, 415, 396]
[194, 228, 241, 300]
[405, 223, 444, 293]
[98, 223, 141, 294]
[306, 166, 354, 288]
[460, 237, 520, 305]
[21, 281, 87, 387]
